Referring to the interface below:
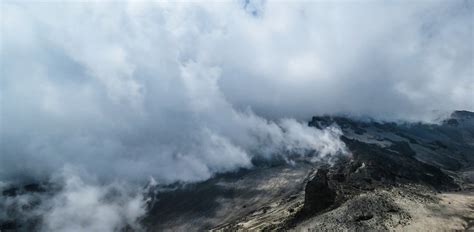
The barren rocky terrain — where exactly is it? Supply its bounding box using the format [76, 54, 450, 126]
[148, 110, 474, 231]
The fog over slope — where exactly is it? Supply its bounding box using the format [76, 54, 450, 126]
[0, 1, 473, 231]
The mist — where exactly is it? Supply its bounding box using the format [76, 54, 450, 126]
[0, 1, 473, 231]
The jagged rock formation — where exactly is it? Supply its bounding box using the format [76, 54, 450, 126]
[302, 168, 335, 215]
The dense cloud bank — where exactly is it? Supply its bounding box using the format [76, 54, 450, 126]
[0, 1, 362, 184]
[0, 168, 146, 232]
[0, 1, 472, 231]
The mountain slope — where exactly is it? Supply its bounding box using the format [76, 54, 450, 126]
[170, 110, 474, 231]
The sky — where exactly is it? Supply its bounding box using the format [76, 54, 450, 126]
[0, 0, 473, 231]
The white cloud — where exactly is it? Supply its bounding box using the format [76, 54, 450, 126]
[0, 169, 146, 232]
[41, 169, 146, 232]
[1, 1, 353, 184]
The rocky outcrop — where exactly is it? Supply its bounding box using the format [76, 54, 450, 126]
[289, 114, 469, 228]
[302, 168, 336, 215]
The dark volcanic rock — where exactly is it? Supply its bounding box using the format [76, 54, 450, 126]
[302, 168, 336, 215]
[341, 136, 458, 190]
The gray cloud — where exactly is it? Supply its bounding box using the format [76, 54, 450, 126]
[0, 1, 472, 230]
[0, 1, 357, 184]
